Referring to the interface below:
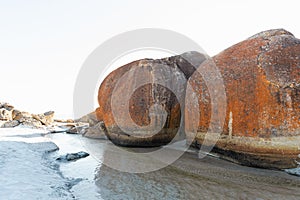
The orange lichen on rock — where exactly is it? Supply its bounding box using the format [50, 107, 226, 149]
[96, 52, 206, 146]
[185, 29, 300, 169]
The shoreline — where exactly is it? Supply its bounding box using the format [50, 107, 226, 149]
[1, 128, 300, 199]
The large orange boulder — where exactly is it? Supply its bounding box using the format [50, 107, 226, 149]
[97, 52, 206, 146]
[186, 29, 300, 169]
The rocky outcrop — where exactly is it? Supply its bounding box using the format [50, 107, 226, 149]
[0, 102, 107, 139]
[2, 120, 20, 128]
[83, 121, 107, 139]
[0, 102, 56, 129]
[0, 103, 14, 121]
[75, 111, 99, 127]
[65, 111, 107, 139]
[32, 111, 54, 126]
[186, 29, 300, 169]
[66, 123, 89, 134]
[13, 111, 31, 121]
[96, 52, 206, 146]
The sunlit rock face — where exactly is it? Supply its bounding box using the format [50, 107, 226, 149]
[96, 52, 206, 147]
[186, 29, 300, 169]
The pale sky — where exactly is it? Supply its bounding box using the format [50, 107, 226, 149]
[1, 0, 299, 118]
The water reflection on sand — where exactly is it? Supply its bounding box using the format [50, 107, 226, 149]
[94, 143, 300, 200]
[49, 133, 300, 200]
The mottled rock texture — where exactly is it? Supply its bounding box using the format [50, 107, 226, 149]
[76, 111, 99, 127]
[186, 29, 300, 169]
[32, 111, 54, 126]
[0, 103, 14, 121]
[0, 102, 56, 129]
[83, 121, 107, 140]
[97, 52, 206, 146]
[1, 120, 20, 128]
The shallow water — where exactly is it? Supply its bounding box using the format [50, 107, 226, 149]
[48, 133, 300, 200]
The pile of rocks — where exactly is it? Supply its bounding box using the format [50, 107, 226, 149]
[0, 102, 107, 139]
[0, 102, 55, 129]
[70, 111, 107, 139]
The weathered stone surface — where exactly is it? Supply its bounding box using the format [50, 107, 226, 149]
[56, 151, 89, 162]
[10, 111, 43, 128]
[76, 111, 98, 127]
[185, 29, 300, 169]
[95, 107, 102, 122]
[0, 108, 12, 121]
[13, 111, 32, 121]
[1, 120, 20, 128]
[74, 111, 107, 138]
[19, 117, 43, 128]
[32, 111, 54, 126]
[65, 126, 79, 134]
[83, 121, 107, 139]
[0, 102, 74, 131]
[0, 102, 14, 121]
[12, 109, 21, 120]
[0, 102, 14, 111]
[54, 119, 74, 123]
[97, 52, 206, 146]
[66, 123, 89, 134]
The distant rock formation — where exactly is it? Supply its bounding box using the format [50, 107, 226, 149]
[0, 102, 14, 121]
[0, 102, 107, 139]
[0, 102, 55, 129]
[186, 29, 300, 169]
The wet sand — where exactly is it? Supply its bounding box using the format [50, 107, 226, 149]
[95, 149, 300, 200]
[48, 133, 300, 200]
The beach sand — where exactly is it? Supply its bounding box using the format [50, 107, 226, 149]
[1, 129, 299, 200]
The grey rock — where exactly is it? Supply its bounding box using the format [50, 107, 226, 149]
[0, 102, 14, 111]
[1, 120, 20, 128]
[83, 121, 107, 139]
[75, 111, 98, 127]
[19, 117, 43, 128]
[66, 123, 89, 134]
[32, 111, 54, 126]
[0, 108, 12, 121]
[56, 151, 89, 162]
